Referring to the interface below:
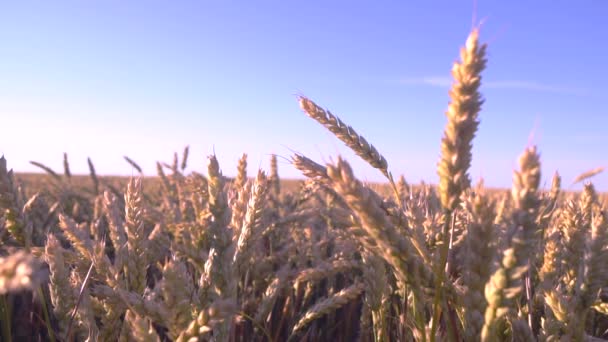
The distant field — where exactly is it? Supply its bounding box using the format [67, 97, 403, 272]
[15, 172, 305, 198]
[16, 172, 605, 201]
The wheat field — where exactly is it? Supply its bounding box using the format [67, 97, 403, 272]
[1, 28, 607, 342]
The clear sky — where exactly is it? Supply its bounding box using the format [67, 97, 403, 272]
[1, 1, 606, 190]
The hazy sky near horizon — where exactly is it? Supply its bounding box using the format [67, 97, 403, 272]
[1, 1, 607, 190]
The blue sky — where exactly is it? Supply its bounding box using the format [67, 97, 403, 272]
[1, 1, 606, 190]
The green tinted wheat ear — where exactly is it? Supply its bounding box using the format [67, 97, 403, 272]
[67, 267, 99, 341]
[361, 251, 389, 342]
[207, 154, 231, 248]
[463, 188, 496, 341]
[125, 178, 147, 294]
[585, 203, 608, 295]
[58, 213, 93, 259]
[562, 184, 608, 340]
[580, 182, 597, 228]
[538, 224, 564, 339]
[103, 191, 128, 273]
[558, 184, 598, 302]
[482, 146, 541, 341]
[437, 28, 486, 212]
[539, 224, 561, 295]
[538, 171, 561, 230]
[511, 147, 542, 331]
[269, 154, 280, 198]
[558, 200, 583, 291]
[549, 171, 561, 204]
[204, 155, 236, 342]
[161, 259, 196, 339]
[100, 294, 126, 341]
[299, 96, 390, 179]
[45, 234, 76, 334]
[0, 156, 28, 247]
[585, 194, 608, 303]
[208, 155, 227, 221]
[230, 155, 249, 227]
[233, 170, 268, 272]
[510, 146, 541, 281]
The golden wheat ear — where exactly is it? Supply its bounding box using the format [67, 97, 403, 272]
[437, 28, 487, 212]
[298, 96, 390, 179]
[432, 27, 488, 340]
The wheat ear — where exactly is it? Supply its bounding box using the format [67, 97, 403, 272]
[299, 96, 390, 179]
[433, 27, 487, 340]
[482, 146, 541, 341]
